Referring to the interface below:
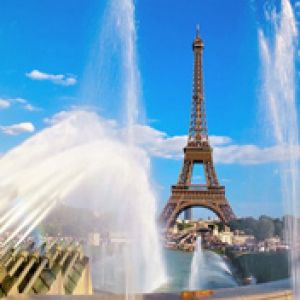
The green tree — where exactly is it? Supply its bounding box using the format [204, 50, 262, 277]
[255, 216, 275, 241]
[242, 217, 257, 235]
[229, 219, 242, 231]
[274, 218, 284, 238]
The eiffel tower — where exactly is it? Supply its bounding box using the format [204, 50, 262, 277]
[160, 28, 236, 229]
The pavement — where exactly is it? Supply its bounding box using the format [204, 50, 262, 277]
[4, 279, 293, 300]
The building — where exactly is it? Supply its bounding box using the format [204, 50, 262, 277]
[232, 230, 256, 246]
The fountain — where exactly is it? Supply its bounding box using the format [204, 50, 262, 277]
[189, 236, 204, 290]
[259, 0, 299, 297]
[188, 236, 236, 290]
[0, 0, 166, 294]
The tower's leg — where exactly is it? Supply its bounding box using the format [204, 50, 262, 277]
[184, 208, 192, 220]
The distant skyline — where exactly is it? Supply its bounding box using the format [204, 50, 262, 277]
[0, 0, 299, 218]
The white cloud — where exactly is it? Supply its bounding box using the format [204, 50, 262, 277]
[213, 144, 300, 165]
[14, 98, 40, 112]
[14, 98, 27, 104]
[0, 123, 35, 135]
[127, 126, 232, 159]
[23, 104, 40, 112]
[210, 135, 232, 146]
[26, 69, 77, 86]
[0, 97, 40, 112]
[127, 124, 300, 165]
[0, 99, 11, 109]
[23, 109, 300, 165]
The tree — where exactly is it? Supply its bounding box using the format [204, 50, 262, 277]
[242, 217, 257, 235]
[255, 217, 275, 241]
[274, 218, 284, 238]
[229, 215, 281, 241]
[229, 217, 257, 235]
[229, 219, 242, 231]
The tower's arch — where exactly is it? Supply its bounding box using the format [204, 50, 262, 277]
[165, 201, 229, 228]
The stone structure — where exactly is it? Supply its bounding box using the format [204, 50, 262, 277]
[0, 240, 92, 297]
[160, 28, 236, 229]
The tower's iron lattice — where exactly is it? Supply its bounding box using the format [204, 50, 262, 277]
[160, 29, 236, 229]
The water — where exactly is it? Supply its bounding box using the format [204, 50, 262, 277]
[259, 0, 299, 297]
[188, 237, 236, 290]
[0, 110, 165, 292]
[80, 0, 143, 139]
[0, 0, 166, 293]
[189, 236, 204, 289]
[158, 248, 236, 292]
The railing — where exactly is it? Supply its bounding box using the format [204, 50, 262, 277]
[171, 184, 208, 191]
[172, 184, 225, 191]
[188, 184, 208, 191]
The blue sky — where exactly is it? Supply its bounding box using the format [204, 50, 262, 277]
[0, 0, 299, 218]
